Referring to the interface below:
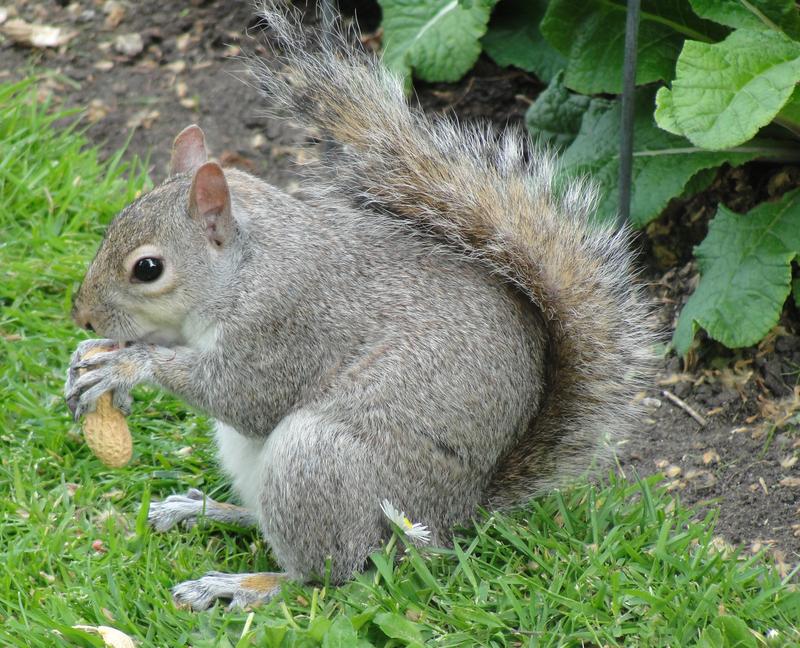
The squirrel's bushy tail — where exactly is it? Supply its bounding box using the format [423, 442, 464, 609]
[250, 4, 654, 507]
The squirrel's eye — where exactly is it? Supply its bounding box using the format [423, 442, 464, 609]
[132, 257, 164, 282]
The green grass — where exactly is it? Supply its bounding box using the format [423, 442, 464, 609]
[1, 78, 798, 647]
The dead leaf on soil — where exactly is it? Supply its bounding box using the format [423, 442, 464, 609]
[758, 386, 800, 427]
[779, 476, 800, 487]
[126, 109, 159, 130]
[684, 469, 717, 489]
[135, 59, 158, 71]
[756, 326, 790, 357]
[219, 151, 256, 173]
[750, 539, 776, 554]
[772, 550, 792, 578]
[165, 60, 186, 74]
[665, 479, 685, 492]
[717, 363, 753, 391]
[103, 0, 126, 30]
[87, 99, 109, 123]
[221, 44, 240, 58]
[2, 18, 77, 48]
[702, 450, 720, 465]
[710, 535, 734, 557]
[102, 489, 124, 501]
[175, 32, 192, 53]
[361, 27, 383, 53]
[658, 373, 694, 386]
[781, 455, 798, 469]
[114, 33, 144, 57]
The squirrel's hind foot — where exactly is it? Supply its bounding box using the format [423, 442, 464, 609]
[172, 571, 286, 611]
[148, 488, 258, 532]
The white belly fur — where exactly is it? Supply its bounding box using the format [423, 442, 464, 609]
[213, 421, 268, 514]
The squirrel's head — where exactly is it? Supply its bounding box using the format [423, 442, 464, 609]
[72, 125, 241, 347]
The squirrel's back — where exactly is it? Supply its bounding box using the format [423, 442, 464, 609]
[249, 5, 654, 507]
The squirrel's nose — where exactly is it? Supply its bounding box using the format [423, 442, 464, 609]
[72, 305, 95, 332]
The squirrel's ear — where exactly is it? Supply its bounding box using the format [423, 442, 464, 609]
[170, 125, 208, 175]
[188, 162, 234, 247]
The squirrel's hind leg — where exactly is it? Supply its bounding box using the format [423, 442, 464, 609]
[172, 571, 286, 611]
[257, 408, 474, 583]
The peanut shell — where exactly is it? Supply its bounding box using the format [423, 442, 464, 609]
[80, 347, 132, 468]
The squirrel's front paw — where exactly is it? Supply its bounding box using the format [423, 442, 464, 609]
[65, 342, 153, 420]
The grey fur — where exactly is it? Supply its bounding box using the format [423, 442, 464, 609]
[66, 4, 653, 602]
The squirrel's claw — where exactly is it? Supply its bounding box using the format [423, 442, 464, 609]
[64, 342, 152, 421]
[65, 338, 118, 418]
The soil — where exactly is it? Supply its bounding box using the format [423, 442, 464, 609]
[3, 0, 798, 572]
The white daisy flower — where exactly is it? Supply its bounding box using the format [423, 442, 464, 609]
[380, 499, 431, 545]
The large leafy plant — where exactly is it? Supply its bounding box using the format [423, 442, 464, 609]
[377, 0, 800, 355]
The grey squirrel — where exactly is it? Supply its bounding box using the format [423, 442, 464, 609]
[64, 5, 653, 610]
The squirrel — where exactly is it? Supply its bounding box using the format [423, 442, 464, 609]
[64, 5, 653, 610]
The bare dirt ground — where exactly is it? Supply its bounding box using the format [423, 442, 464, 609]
[2, 0, 797, 574]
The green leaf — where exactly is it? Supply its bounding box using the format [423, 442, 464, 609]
[698, 625, 725, 648]
[656, 29, 800, 149]
[540, 0, 724, 94]
[560, 89, 766, 226]
[322, 617, 360, 648]
[654, 86, 682, 136]
[713, 616, 758, 648]
[373, 611, 424, 645]
[308, 616, 333, 641]
[793, 276, 800, 309]
[673, 190, 800, 355]
[776, 85, 800, 131]
[689, 0, 800, 38]
[525, 71, 589, 149]
[680, 167, 717, 199]
[379, 0, 497, 84]
[481, 0, 565, 83]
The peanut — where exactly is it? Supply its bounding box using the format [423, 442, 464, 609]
[80, 347, 132, 468]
